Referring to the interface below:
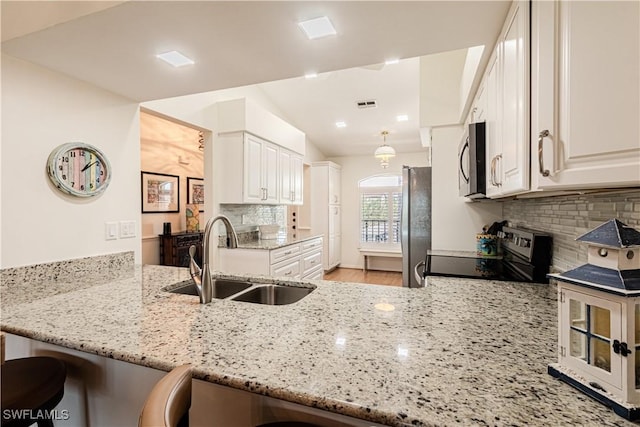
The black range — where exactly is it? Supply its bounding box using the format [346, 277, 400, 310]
[419, 226, 553, 284]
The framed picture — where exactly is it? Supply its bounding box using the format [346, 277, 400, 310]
[187, 177, 205, 212]
[141, 171, 179, 213]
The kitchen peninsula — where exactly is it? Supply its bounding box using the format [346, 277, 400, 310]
[1, 253, 635, 427]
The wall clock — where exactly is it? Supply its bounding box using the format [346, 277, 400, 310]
[46, 142, 112, 197]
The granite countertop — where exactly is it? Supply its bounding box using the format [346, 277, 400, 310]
[1, 263, 635, 426]
[233, 231, 323, 250]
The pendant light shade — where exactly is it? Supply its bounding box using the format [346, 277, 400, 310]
[374, 131, 396, 168]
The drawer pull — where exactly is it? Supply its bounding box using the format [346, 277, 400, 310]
[284, 251, 292, 255]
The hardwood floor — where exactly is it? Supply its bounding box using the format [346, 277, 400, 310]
[323, 267, 403, 287]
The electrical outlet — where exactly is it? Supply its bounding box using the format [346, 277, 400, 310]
[119, 220, 136, 238]
[105, 222, 118, 240]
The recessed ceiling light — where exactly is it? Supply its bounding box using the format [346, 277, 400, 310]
[335, 121, 347, 128]
[305, 72, 318, 79]
[397, 114, 409, 122]
[385, 58, 400, 65]
[298, 16, 337, 40]
[156, 51, 194, 67]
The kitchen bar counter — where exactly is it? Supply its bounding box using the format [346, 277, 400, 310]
[1, 258, 635, 426]
[222, 231, 323, 250]
[236, 232, 322, 250]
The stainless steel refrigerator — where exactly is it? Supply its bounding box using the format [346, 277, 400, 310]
[401, 166, 432, 287]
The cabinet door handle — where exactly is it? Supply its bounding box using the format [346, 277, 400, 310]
[538, 130, 550, 177]
[495, 154, 502, 186]
[490, 156, 497, 186]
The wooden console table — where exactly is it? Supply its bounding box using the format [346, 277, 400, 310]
[159, 231, 203, 267]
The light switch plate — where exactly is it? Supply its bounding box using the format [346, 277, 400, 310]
[105, 222, 118, 240]
[119, 220, 136, 238]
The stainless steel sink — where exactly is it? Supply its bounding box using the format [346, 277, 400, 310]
[231, 284, 313, 305]
[168, 279, 252, 299]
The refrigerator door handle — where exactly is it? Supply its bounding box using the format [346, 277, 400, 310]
[414, 261, 426, 287]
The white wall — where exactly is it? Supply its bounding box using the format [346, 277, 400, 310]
[430, 126, 503, 251]
[143, 86, 326, 165]
[328, 152, 429, 270]
[419, 49, 467, 127]
[1, 55, 141, 268]
[303, 137, 326, 164]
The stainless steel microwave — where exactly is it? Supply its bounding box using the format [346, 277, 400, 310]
[458, 122, 486, 199]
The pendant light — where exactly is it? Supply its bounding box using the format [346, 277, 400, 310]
[374, 131, 396, 168]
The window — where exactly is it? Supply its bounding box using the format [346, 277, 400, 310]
[359, 175, 402, 247]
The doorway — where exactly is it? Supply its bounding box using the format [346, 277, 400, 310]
[139, 111, 205, 265]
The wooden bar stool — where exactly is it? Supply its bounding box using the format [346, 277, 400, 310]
[1, 356, 67, 427]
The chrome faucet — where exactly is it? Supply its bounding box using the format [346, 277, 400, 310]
[189, 215, 238, 304]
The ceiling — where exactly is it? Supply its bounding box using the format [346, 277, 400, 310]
[1, 1, 511, 157]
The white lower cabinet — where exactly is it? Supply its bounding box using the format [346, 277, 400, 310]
[531, 0, 640, 190]
[271, 258, 301, 279]
[218, 237, 323, 280]
[269, 243, 302, 279]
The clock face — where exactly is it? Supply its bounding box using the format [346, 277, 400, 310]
[47, 142, 112, 197]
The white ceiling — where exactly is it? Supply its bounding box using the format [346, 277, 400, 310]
[1, 1, 511, 157]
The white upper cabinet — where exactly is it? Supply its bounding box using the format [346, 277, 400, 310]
[279, 149, 292, 204]
[485, 52, 502, 198]
[291, 154, 303, 204]
[531, 1, 640, 190]
[242, 134, 279, 204]
[279, 149, 303, 205]
[215, 98, 306, 205]
[470, 81, 487, 124]
[328, 165, 341, 205]
[485, 0, 530, 198]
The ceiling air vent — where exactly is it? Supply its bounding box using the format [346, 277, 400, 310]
[356, 99, 377, 109]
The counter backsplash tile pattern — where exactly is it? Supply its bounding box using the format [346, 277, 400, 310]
[220, 204, 286, 229]
[503, 189, 640, 272]
[1, 251, 135, 286]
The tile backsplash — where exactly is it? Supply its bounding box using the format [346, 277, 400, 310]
[503, 189, 640, 272]
[219, 204, 286, 228]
